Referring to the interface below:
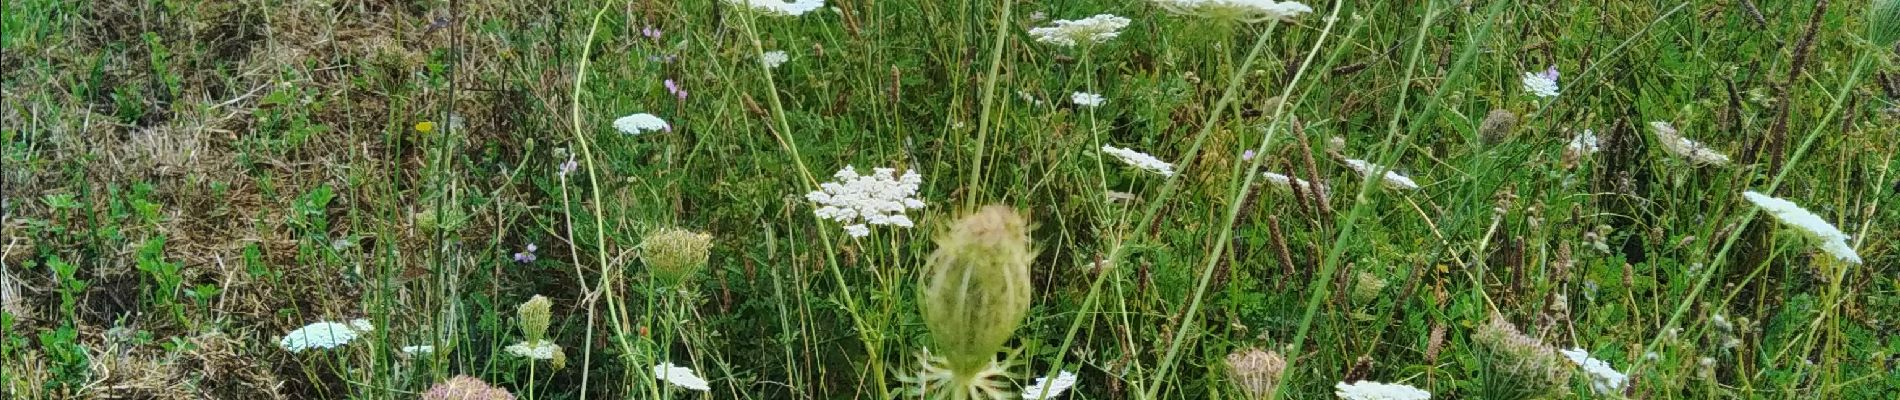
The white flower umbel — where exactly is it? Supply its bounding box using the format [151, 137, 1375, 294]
[1071, 92, 1106, 108]
[805, 166, 926, 238]
[1029, 14, 1131, 47]
[1151, 0, 1314, 23]
[1567, 129, 1599, 155]
[614, 113, 671, 135]
[1560, 348, 1629, 395]
[1101, 145, 1175, 177]
[505, 339, 560, 360]
[280, 321, 360, 353]
[761, 50, 790, 69]
[1335, 380, 1431, 400]
[1262, 172, 1329, 202]
[401, 345, 435, 355]
[653, 362, 712, 391]
[1022, 370, 1078, 399]
[1741, 191, 1863, 264]
[726, 0, 824, 16]
[1521, 68, 1560, 98]
[1649, 121, 1730, 165]
[347, 318, 374, 333]
[1343, 159, 1419, 190]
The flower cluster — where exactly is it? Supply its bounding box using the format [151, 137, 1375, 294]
[1334, 380, 1432, 400]
[1741, 191, 1862, 264]
[1649, 121, 1730, 165]
[761, 50, 790, 69]
[1022, 370, 1078, 399]
[1521, 65, 1559, 98]
[614, 113, 670, 135]
[280, 321, 372, 353]
[1560, 348, 1628, 395]
[1261, 172, 1329, 203]
[727, 0, 824, 16]
[1151, 0, 1314, 23]
[1343, 159, 1419, 190]
[1028, 14, 1132, 47]
[1071, 92, 1106, 108]
[422, 376, 515, 400]
[1472, 315, 1571, 397]
[653, 362, 712, 391]
[1102, 145, 1175, 177]
[806, 166, 926, 238]
[1225, 347, 1287, 399]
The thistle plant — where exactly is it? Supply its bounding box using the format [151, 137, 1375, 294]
[912, 205, 1035, 399]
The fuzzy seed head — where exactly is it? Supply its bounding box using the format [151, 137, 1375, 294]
[517, 295, 552, 343]
[1472, 315, 1571, 397]
[921, 205, 1036, 376]
[1479, 109, 1518, 144]
[422, 375, 516, 400]
[641, 228, 715, 286]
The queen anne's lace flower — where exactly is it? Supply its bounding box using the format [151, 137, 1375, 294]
[806, 166, 926, 238]
[1102, 145, 1174, 177]
[1741, 191, 1862, 264]
[1343, 159, 1419, 190]
[727, 0, 824, 16]
[761, 50, 789, 69]
[1649, 121, 1729, 165]
[1566, 129, 1599, 155]
[422, 375, 515, 400]
[1334, 381, 1432, 400]
[505, 339, 561, 360]
[402, 345, 436, 355]
[1262, 172, 1329, 203]
[1071, 92, 1106, 108]
[1522, 66, 1560, 98]
[1022, 370, 1078, 399]
[653, 362, 712, 391]
[1151, 0, 1313, 23]
[1029, 14, 1131, 47]
[1560, 348, 1629, 395]
[614, 113, 670, 135]
[281, 321, 361, 352]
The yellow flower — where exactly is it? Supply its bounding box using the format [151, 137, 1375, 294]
[415, 121, 436, 133]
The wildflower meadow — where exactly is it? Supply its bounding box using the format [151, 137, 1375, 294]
[4, 0, 1899, 398]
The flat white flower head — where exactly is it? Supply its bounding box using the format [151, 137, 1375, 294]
[1343, 159, 1419, 190]
[727, 0, 824, 16]
[1560, 348, 1629, 395]
[348, 319, 374, 333]
[614, 113, 671, 135]
[1334, 380, 1431, 400]
[762, 50, 790, 69]
[1071, 92, 1106, 108]
[653, 362, 712, 391]
[1101, 145, 1175, 177]
[281, 321, 360, 352]
[505, 339, 561, 360]
[1567, 129, 1599, 155]
[401, 345, 435, 355]
[1649, 121, 1729, 165]
[1522, 66, 1560, 98]
[1152, 0, 1314, 23]
[1742, 191, 1862, 264]
[1029, 14, 1132, 47]
[1022, 370, 1078, 399]
[805, 166, 926, 238]
[1262, 172, 1330, 202]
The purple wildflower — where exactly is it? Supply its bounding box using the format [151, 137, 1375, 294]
[513, 244, 538, 263]
[642, 26, 663, 39]
[1539, 65, 1559, 84]
[1241, 149, 1257, 161]
[665, 79, 688, 100]
[559, 155, 578, 177]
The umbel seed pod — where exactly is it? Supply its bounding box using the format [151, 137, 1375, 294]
[921, 205, 1036, 377]
[1479, 109, 1518, 144]
[517, 295, 552, 344]
[1225, 347, 1288, 399]
[641, 228, 715, 286]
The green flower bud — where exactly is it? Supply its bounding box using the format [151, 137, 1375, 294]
[920, 205, 1035, 376]
[517, 295, 552, 343]
[640, 228, 715, 286]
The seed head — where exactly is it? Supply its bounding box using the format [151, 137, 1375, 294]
[641, 228, 715, 286]
[1479, 109, 1518, 144]
[920, 205, 1036, 376]
[422, 375, 515, 400]
[517, 295, 552, 343]
[1224, 347, 1287, 399]
[1472, 315, 1571, 398]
